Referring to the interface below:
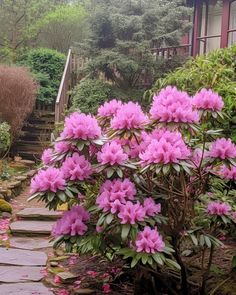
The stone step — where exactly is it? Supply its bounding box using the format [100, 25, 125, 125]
[9, 237, 53, 250]
[15, 151, 41, 161]
[0, 248, 47, 266]
[0, 282, 53, 295]
[10, 220, 55, 236]
[0, 266, 44, 283]
[16, 207, 63, 221]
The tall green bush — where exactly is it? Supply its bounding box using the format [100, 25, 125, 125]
[0, 122, 11, 156]
[18, 48, 66, 104]
[150, 46, 236, 141]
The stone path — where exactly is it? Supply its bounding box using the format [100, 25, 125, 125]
[0, 188, 63, 295]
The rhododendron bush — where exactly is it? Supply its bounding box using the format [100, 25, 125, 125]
[29, 86, 236, 294]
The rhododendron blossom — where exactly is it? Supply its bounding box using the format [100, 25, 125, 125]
[150, 86, 199, 123]
[192, 88, 224, 112]
[139, 130, 191, 165]
[30, 168, 66, 193]
[111, 102, 148, 130]
[143, 198, 161, 217]
[207, 202, 231, 216]
[52, 205, 90, 236]
[118, 201, 146, 224]
[97, 141, 128, 165]
[209, 138, 236, 160]
[54, 141, 71, 154]
[61, 112, 101, 140]
[41, 148, 54, 165]
[220, 165, 236, 180]
[135, 226, 165, 253]
[98, 99, 123, 118]
[61, 153, 92, 181]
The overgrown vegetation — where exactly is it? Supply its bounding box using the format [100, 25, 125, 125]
[150, 45, 236, 141]
[0, 122, 11, 157]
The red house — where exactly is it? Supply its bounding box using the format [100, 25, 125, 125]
[155, 0, 236, 58]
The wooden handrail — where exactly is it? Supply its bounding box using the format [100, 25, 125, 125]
[55, 48, 73, 123]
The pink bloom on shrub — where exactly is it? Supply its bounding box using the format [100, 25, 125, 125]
[209, 138, 236, 160]
[111, 102, 148, 130]
[102, 283, 111, 294]
[97, 141, 128, 165]
[192, 148, 206, 167]
[98, 99, 123, 118]
[150, 86, 199, 123]
[143, 198, 161, 217]
[110, 199, 122, 214]
[192, 88, 224, 112]
[139, 130, 191, 165]
[61, 153, 92, 181]
[118, 201, 146, 224]
[135, 226, 165, 253]
[54, 141, 71, 154]
[207, 201, 231, 216]
[61, 112, 101, 140]
[30, 168, 66, 194]
[219, 165, 236, 180]
[52, 205, 90, 236]
[41, 148, 54, 165]
[96, 179, 136, 212]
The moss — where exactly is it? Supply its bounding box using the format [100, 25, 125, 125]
[0, 199, 12, 213]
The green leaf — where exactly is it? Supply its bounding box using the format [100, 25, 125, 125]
[190, 234, 198, 246]
[68, 187, 79, 194]
[77, 141, 85, 151]
[162, 165, 170, 175]
[204, 236, 211, 248]
[121, 224, 131, 241]
[47, 192, 55, 202]
[131, 256, 139, 268]
[165, 258, 181, 270]
[141, 254, 149, 264]
[65, 188, 74, 199]
[200, 235, 205, 247]
[106, 213, 114, 225]
[173, 164, 180, 173]
[116, 168, 123, 178]
[97, 214, 106, 226]
[28, 192, 42, 202]
[57, 191, 66, 202]
[106, 168, 114, 178]
[152, 253, 163, 265]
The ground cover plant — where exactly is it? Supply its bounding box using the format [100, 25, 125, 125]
[30, 87, 236, 294]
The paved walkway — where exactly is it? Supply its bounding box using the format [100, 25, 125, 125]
[0, 187, 63, 295]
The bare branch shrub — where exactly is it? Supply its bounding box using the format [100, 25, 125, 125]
[0, 65, 37, 139]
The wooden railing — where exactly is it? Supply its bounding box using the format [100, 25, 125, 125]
[151, 44, 191, 59]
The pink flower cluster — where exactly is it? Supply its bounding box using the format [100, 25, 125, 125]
[98, 99, 123, 118]
[61, 153, 92, 181]
[150, 86, 199, 123]
[118, 201, 146, 224]
[61, 112, 101, 140]
[135, 226, 165, 253]
[207, 201, 231, 216]
[52, 205, 90, 236]
[220, 165, 236, 180]
[54, 141, 71, 154]
[139, 129, 191, 165]
[97, 141, 128, 165]
[30, 168, 66, 194]
[192, 88, 224, 112]
[96, 178, 136, 212]
[111, 102, 148, 130]
[41, 148, 54, 165]
[209, 138, 236, 160]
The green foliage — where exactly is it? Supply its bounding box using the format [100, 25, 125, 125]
[151, 46, 236, 141]
[18, 48, 66, 104]
[0, 122, 11, 156]
[70, 78, 112, 114]
[0, 199, 12, 213]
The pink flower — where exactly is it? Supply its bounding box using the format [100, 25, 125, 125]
[150, 86, 199, 123]
[139, 130, 191, 165]
[118, 201, 146, 224]
[61, 153, 92, 181]
[111, 102, 148, 130]
[30, 168, 66, 193]
[143, 198, 161, 217]
[192, 89, 224, 112]
[97, 141, 128, 165]
[96, 179, 136, 212]
[207, 201, 231, 216]
[87, 270, 98, 277]
[54, 275, 61, 284]
[209, 138, 236, 160]
[61, 112, 101, 140]
[135, 226, 165, 253]
[96, 226, 103, 233]
[219, 165, 236, 180]
[98, 99, 123, 118]
[192, 148, 206, 167]
[52, 205, 90, 236]
[41, 148, 54, 165]
[54, 141, 71, 154]
[102, 283, 111, 294]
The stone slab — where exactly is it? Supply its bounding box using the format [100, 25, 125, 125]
[0, 266, 44, 283]
[0, 282, 53, 295]
[17, 207, 63, 220]
[0, 248, 47, 266]
[9, 237, 53, 250]
[10, 220, 55, 235]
